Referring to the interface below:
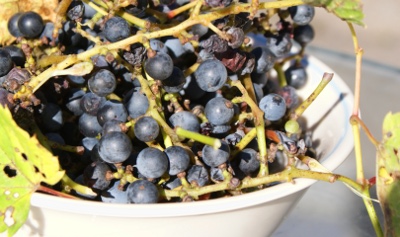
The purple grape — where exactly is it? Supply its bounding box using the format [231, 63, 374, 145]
[293, 24, 315, 46]
[0, 49, 13, 77]
[251, 47, 276, 74]
[124, 87, 149, 119]
[78, 112, 103, 137]
[169, 111, 200, 132]
[88, 69, 116, 97]
[101, 180, 129, 204]
[103, 17, 131, 42]
[164, 146, 190, 175]
[136, 147, 168, 179]
[201, 140, 230, 167]
[288, 4, 315, 26]
[7, 13, 24, 37]
[144, 52, 174, 80]
[17, 11, 45, 38]
[98, 131, 133, 164]
[83, 162, 112, 191]
[259, 93, 287, 121]
[236, 148, 260, 176]
[204, 97, 234, 125]
[134, 116, 160, 142]
[186, 165, 209, 187]
[161, 66, 186, 93]
[96, 100, 128, 126]
[194, 59, 227, 92]
[80, 92, 106, 115]
[285, 64, 308, 89]
[65, 88, 85, 116]
[127, 179, 159, 204]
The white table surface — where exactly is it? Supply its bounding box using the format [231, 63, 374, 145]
[272, 46, 400, 237]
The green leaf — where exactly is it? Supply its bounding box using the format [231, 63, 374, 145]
[0, 105, 64, 237]
[303, 0, 365, 26]
[377, 112, 400, 237]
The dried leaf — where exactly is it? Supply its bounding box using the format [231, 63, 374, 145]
[303, 0, 364, 26]
[0, 105, 64, 237]
[0, 0, 58, 45]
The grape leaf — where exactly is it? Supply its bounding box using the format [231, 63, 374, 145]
[0, 105, 64, 237]
[377, 112, 400, 237]
[0, 0, 58, 45]
[303, 0, 364, 26]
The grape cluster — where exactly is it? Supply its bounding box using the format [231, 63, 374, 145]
[0, 1, 319, 204]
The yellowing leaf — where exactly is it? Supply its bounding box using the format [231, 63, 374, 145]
[0, 105, 64, 237]
[377, 112, 400, 237]
[303, 0, 364, 26]
[0, 0, 59, 45]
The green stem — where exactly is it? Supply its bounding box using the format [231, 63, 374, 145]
[292, 72, 333, 120]
[175, 127, 221, 149]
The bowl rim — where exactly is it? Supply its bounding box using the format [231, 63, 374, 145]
[30, 54, 354, 217]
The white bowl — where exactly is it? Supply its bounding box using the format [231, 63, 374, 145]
[16, 55, 354, 237]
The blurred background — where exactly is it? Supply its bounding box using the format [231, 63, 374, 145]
[311, 0, 400, 68]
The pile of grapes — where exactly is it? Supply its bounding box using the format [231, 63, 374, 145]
[0, 0, 320, 204]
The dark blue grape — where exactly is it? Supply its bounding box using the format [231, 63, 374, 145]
[164, 146, 190, 175]
[3, 45, 25, 67]
[182, 75, 206, 101]
[169, 111, 200, 132]
[81, 137, 99, 160]
[210, 167, 225, 181]
[101, 120, 124, 136]
[200, 34, 228, 53]
[101, 180, 129, 203]
[202, 140, 230, 167]
[268, 150, 289, 174]
[285, 64, 308, 89]
[210, 124, 231, 135]
[83, 161, 112, 191]
[124, 87, 149, 119]
[40, 102, 64, 132]
[78, 112, 103, 137]
[127, 179, 159, 204]
[136, 147, 168, 179]
[80, 92, 106, 115]
[204, 97, 234, 125]
[97, 100, 128, 126]
[17, 11, 45, 38]
[186, 165, 209, 187]
[161, 66, 186, 93]
[88, 69, 116, 97]
[259, 93, 287, 121]
[103, 17, 131, 42]
[134, 116, 160, 142]
[288, 4, 315, 26]
[205, 0, 232, 7]
[63, 21, 83, 46]
[164, 177, 182, 190]
[253, 83, 264, 102]
[293, 24, 315, 46]
[144, 52, 174, 80]
[236, 148, 260, 176]
[65, 88, 85, 116]
[7, 13, 24, 37]
[98, 131, 133, 164]
[194, 59, 227, 92]
[164, 37, 195, 58]
[251, 47, 276, 74]
[266, 32, 292, 58]
[0, 49, 13, 77]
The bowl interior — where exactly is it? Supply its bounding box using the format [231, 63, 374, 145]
[30, 54, 354, 217]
